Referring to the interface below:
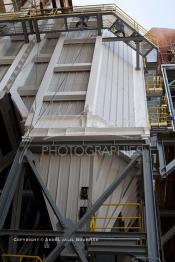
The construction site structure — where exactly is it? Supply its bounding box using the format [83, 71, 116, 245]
[0, 1, 175, 262]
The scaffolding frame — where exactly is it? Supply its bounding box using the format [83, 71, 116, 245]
[0, 141, 160, 262]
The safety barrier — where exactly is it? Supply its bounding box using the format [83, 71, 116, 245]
[146, 76, 163, 96]
[148, 104, 169, 128]
[1, 254, 43, 262]
[90, 202, 142, 232]
[0, 4, 158, 48]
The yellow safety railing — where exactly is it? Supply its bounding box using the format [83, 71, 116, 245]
[90, 202, 142, 232]
[74, 4, 159, 48]
[146, 76, 163, 95]
[148, 104, 169, 127]
[1, 254, 43, 262]
[0, 4, 158, 48]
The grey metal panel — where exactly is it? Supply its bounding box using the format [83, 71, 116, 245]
[40, 39, 58, 54]
[48, 72, 90, 92]
[3, 41, 23, 56]
[36, 153, 138, 227]
[58, 43, 95, 64]
[0, 65, 9, 81]
[96, 40, 135, 128]
[24, 63, 48, 87]
[21, 96, 34, 111]
[40, 101, 84, 116]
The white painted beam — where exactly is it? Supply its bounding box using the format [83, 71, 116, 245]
[0, 56, 15, 65]
[18, 85, 38, 96]
[9, 38, 46, 118]
[85, 36, 103, 114]
[64, 38, 96, 45]
[30, 36, 65, 126]
[54, 63, 91, 72]
[43, 91, 86, 101]
[33, 54, 51, 63]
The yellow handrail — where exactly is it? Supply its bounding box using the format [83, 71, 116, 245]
[1, 254, 43, 262]
[0, 4, 158, 48]
[146, 76, 163, 95]
[148, 104, 170, 127]
[90, 202, 142, 232]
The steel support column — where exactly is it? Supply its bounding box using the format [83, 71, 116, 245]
[33, 19, 41, 42]
[142, 149, 160, 261]
[97, 14, 102, 36]
[157, 142, 166, 176]
[21, 21, 29, 43]
[28, 20, 34, 34]
[136, 42, 140, 70]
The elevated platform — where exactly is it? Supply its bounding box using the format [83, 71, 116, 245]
[0, 4, 158, 57]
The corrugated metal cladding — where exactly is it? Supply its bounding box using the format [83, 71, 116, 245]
[1, 40, 23, 56]
[40, 38, 58, 54]
[36, 153, 138, 230]
[48, 72, 89, 92]
[58, 43, 95, 63]
[24, 63, 48, 87]
[21, 97, 35, 111]
[40, 101, 84, 116]
[18, 63, 48, 111]
[95, 39, 146, 128]
[0, 38, 24, 81]
[41, 41, 95, 117]
[0, 66, 9, 81]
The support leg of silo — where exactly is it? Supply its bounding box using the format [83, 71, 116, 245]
[142, 148, 160, 261]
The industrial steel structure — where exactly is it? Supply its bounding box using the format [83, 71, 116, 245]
[0, 1, 175, 262]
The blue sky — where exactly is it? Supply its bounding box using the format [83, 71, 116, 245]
[73, 0, 175, 30]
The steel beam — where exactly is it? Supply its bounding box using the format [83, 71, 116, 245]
[21, 21, 29, 43]
[161, 65, 175, 130]
[142, 149, 160, 261]
[136, 42, 140, 70]
[8, 169, 24, 253]
[165, 159, 175, 176]
[103, 36, 144, 42]
[162, 225, 175, 245]
[157, 142, 166, 176]
[77, 154, 140, 229]
[97, 14, 102, 36]
[26, 151, 87, 262]
[64, 17, 68, 31]
[33, 19, 41, 42]
[25, 151, 67, 229]
[28, 20, 34, 34]
[0, 150, 23, 229]
[160, 210, 175, 217]
[0, 230, 147, 239]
